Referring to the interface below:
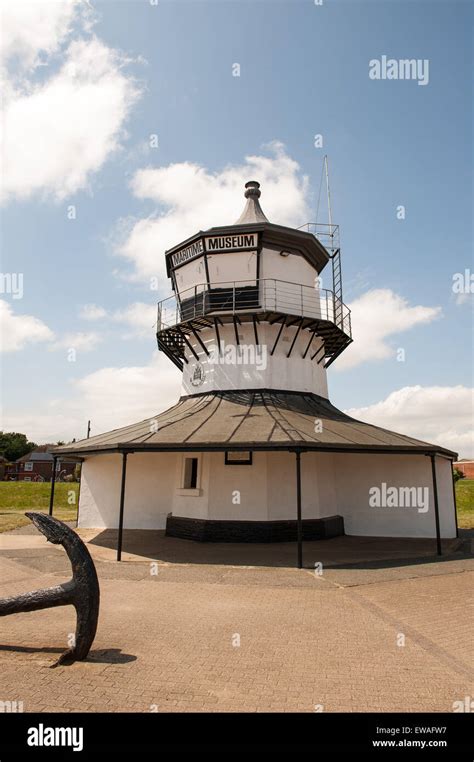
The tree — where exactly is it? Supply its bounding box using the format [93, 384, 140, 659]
[453, 467, 465, 484]
[0, 432, 37, 462]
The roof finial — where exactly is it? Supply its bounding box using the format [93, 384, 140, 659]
[235, 180, 269, 224]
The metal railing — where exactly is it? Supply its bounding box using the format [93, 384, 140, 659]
[297, 222, 340, 253]
[157, 279, 351, 338]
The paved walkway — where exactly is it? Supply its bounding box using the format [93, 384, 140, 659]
[0, 529, 472, 712]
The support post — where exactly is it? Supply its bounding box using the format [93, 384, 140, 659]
[451, 458, 459, 539]
[48, 456, 58, 516]
[430, 454, 442, 556]
[295, 450, 303, 569]
[117, 452, 128, 562]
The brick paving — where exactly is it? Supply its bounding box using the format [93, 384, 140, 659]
[0, 531, 472, 713]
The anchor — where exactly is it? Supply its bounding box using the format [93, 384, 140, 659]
[0, 512, 100, 665]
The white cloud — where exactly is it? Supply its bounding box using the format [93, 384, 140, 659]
[116, 142, 311, 286]
[336, 289, 441, 370]
[50, 331, 102, 352]
[0, 0, 82, 72]
[79, 303, 107, 321]
[0, 299, 54, 352]
[112, 301, 157, 338]
[1, 2, 141, 202]
[1, 352, 181, 442]
[346, 385, 474, 459]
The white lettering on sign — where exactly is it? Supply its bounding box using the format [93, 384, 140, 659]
[205, 233, 257, 252]
[170, 239, 204, 268]
[169, 232, 258, 270]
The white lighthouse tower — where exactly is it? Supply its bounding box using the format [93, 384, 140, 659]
[57, 180, 458, 564]
[158, 180, 351, 402]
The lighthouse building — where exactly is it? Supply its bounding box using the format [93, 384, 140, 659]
[55, 182, 457, 558]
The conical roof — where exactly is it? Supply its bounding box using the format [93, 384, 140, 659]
[52, 390, 457, 458]
[234, 181, 269, 224]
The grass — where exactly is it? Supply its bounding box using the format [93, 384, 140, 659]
[456, 479, 474, 529]
[0, 482, 79, 533]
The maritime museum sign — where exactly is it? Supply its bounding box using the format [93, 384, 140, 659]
[169, 232, 258, 269]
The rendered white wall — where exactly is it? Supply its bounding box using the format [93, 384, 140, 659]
[266, 451, 337, 520]
[78, 450, 456, 539]
[332, 453, 456, 538]
[181, 322, 329, 398]
[207, 451, 268, 520]
[78, 452, 176, 530]
[260, 246, 318, 287]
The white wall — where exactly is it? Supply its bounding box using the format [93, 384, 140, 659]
[266, 451, 337, 520]
[78, 450, 456, 539]
[181, 322, 329, 398]
[333, 453, 456, 538]
[260, 246, 318, 288]
[207, 451, 268, 520]
[78, 452, 177, 530]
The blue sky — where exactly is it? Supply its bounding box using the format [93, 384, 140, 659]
[1, 0, 472, 454]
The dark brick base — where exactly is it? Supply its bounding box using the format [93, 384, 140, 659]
[165, 514, 344, 543]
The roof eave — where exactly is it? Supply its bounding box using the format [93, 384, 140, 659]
[53, 441, 458, 459]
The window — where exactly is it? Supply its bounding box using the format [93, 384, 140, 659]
[23, 477, 32, 482]
[24, 462, 33, 472]
[225, 451, 253, 465]
[183, 457, 198, 489]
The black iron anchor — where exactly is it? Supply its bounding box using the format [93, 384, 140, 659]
[0, 512, 100, 665]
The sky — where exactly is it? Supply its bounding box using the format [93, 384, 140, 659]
[0, 0, 472, 456]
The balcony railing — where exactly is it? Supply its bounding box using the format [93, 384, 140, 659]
[157, 279, 351, 339]
[297, 222, 340, 253]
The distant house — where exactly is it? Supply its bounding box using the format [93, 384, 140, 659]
[0, 456, 8, 481]
[5, 446, 79, 482]
[454, 460, 474, 479]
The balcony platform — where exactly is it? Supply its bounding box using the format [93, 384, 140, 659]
[156, 279, 353, 371]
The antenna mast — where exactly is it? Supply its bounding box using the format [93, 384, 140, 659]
[324, 154, 334, 249]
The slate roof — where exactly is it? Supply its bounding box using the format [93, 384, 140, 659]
[53, 390, 457, 458]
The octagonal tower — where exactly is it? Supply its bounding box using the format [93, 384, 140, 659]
[156, 181, 352, 397]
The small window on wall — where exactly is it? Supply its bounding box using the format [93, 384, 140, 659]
[225, 451, 253, 465]
[24, 462, 33, 471]
[183, 457, 199, 489]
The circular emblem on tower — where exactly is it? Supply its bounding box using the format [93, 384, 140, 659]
[190, 363, 205, 387]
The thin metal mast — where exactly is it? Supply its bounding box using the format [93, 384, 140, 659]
[324, 154, 333, 244]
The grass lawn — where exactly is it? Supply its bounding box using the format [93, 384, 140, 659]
[456, 479, 474, 529]
[0, 482, 78, 533]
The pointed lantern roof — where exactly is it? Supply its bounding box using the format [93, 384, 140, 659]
[234, 180, 269, 224]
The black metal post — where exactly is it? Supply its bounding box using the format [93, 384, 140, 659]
[75, 462, 82, 528]
[451, 458, 459, 538]
[48, 456, 58, 516]
[117, 452, 128, 562]
[295, 450, 303, 569]
[430, 454, 442, 556]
